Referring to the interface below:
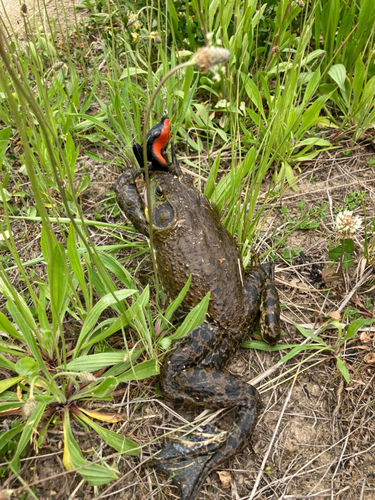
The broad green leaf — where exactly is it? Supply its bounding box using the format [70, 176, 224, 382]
[104, 349, 143, 378]
[65, 132, 79, 178]
[0, 126, 10, 163]
[0, 312, 22, 341]
[328, 64, 346, 92]
[5, 299, 48, 375]
[343, 318, 375, 344]
[0, 423, 25, 452]
[242, 76, 266, 120]
[75, 289, 138, 354]
[161, 275, 192, 326]
[0, 401, 24, 412]
[79, 287, 149, 351]
[294, 323, 326, 344]
[327, 320, 343, 339]
[48, 242, 69, 320]
[10, 402, 46, 472]
[279, 345, 326, 363]
[65, 352, 126, 372]
[168, 292, 210, 342]
[204, 154, 221, 199]
[342, 253, 353, 269]
[301, 68, 321, 108]
[298, 95, 330, 137]
[336, 357, 350, 383]
[329, 246, 342, 259]
[67, 224, 88, 308]
[0, 376, 23, 394]
[120, 67, 148, 79]
[295, 138, 331, 147]
[242, 340, 288, 351]
[0, 353, 16, 371]
[76, 411, 140, 455]
[98, 252, 139, 290]
[352, 56, 365, 110]
[343, 239, 354, 253]
[70, 376, 117, 400]
[63, 410, 118, 484]
[40, 226, 50, 264]
[15, 357, 38, 377]
[279, 161, 297, 191]
[117, 359, 159, 383]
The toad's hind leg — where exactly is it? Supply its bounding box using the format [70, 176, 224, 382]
[154, 324, 260, 500]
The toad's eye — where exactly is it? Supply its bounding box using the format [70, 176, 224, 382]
[156, 186, 163, 196]
[153, 204, 173, 227]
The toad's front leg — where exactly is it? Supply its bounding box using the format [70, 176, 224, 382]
[113, 170, 149, 237]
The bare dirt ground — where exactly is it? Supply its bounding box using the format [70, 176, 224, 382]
[0, 0, 77, 36]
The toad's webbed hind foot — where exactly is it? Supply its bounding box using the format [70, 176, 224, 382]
[153, 406, 258, 500]
[153, 426, 226, 500]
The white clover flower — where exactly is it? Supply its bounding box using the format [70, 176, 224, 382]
[335, 210, 362, 238]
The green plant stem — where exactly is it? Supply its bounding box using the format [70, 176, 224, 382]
[339, 239, 345, 283]
[142, 60, 195, 305]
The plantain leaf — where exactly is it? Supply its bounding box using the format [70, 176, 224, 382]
[343, 318, 375, 345]
[161, 275, 192, 327]
[10, 402, 46, 472]
[76, 411, 140, 455]
[0, 376, 23, 394]
[120, 67, 148, 79]
[0, 126, 10, 162]
[116, 359, 159, 383]
[65, 353, 126, 372]
[0, 311, 23, 340]
[336, 357, 350, 383]
[75, 289, 138, 354]
[69, 376, 118, 401]
[0, 353, 16, 371]
[167, 292, 210, 342]
[278, 345, 326, 363]
[67, 224, 89, 308]
[328, 64, 346, 92]
[62, 410, 118, 485]
[49, 242, 69, 321]
[0, 422, 25, 452]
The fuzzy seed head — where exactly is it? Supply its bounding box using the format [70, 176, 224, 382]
[192, 46, 230, 73]
[78, 371, 97, 383]
[23, 397, 38, 418]
[335, 210, 362, 237]
[127, 12, 138, 27]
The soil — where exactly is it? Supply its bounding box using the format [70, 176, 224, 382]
[1, 5, 375, 500]
[0, 0, 77, 36]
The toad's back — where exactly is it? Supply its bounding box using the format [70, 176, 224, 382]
[151, 174, 245, 331]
